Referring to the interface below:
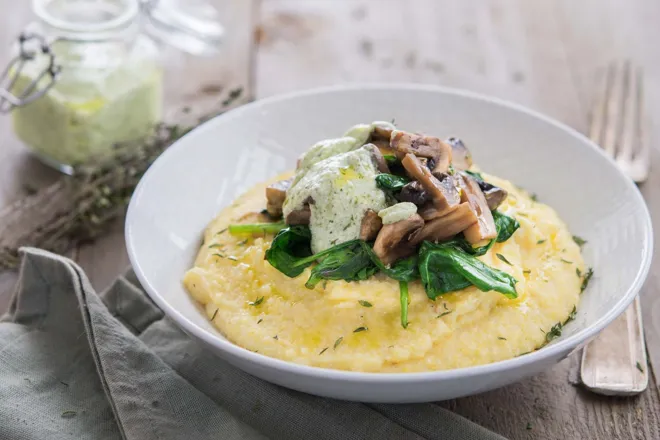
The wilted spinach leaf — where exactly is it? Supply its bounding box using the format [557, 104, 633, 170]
[399, 281, 410, 329]
[375, 173, 410, 193]
[493, 211, 520, 243]
[304, 241, 377, 288]
[264, 226, 313, 277]
[463, 170, 484, 181]
[441, 211, 519, 257]
[359, 242, 419, 282]
[419, 242, 518, 299]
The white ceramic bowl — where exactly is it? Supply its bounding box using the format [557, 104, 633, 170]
[126, 85, 653, 403]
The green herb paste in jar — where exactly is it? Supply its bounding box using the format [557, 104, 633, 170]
[10, 37, 163, 168]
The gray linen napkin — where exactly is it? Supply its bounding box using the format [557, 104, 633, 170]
[0, 248, 508, 440]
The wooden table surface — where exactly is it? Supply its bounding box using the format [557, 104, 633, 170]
[2, 1, 660, 438]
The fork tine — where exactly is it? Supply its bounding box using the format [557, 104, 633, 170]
[619, 61, 635, 163]
[632, 66, 650, 182]
[602, 62, 625, 157]
[589, 64, 611, 144]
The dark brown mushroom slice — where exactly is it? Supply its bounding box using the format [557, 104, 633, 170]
[359, 209, 383, 241]
[365, 144, 390, 173]
[373, 213, 424, 266]
[401, 153, 460, 213]
[459, 174, 497, 244]
[285, 206, 312, 225]
[397, 180, 430, 205]
[265, 178, 293, 217]
[446, 137, 473, 171]
[478, 180, 508, 211]
[411, 202, 478, 244]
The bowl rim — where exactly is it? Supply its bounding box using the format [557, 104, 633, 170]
[126, 83, 653, 383]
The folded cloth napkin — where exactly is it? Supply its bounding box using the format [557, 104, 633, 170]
[0, 248, 507, 440]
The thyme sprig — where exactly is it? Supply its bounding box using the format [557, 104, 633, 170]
[0, 88, 244, 271]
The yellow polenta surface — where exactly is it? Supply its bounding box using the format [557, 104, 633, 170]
[183, 171, 583, 372]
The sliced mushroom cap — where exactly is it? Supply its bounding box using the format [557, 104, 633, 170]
[364, 144, 390, 173]
[359, 209, 383, 241]
[446, 137, 473, 171]
[459, 175, 497, 244]
[265, 178, 293, 217]
[285, 205, 311, 225]
[417, 202, 445, 221]
[397, 180, 430, 205]
[411, 202, 478, 244]
[390, 130, 444, 159]
[478, 180, 508, 211]
[401, 153, 460, 214]
[371, 124, 394, 142]
[373, 213, 424, 266]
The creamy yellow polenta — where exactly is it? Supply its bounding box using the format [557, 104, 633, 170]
[183, 171, 583, 372]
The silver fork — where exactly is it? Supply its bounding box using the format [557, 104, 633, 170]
[580, 61, 649, 395]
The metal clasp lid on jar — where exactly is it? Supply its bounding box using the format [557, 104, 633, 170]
[0, 0, 224, 113]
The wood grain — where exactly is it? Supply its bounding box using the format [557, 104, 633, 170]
[255, 1, 660, 438]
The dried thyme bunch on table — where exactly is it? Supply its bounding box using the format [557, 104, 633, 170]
[0, 88, 244, 271]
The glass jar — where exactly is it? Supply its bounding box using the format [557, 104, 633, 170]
[0, 0, 223, 174]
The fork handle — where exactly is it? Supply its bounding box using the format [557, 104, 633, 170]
[580, 295, 648, 395]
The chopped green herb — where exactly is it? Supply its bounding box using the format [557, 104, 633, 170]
[530, 193, 538, 202]
[358, 300, 373, 307]
[210, 309, 218, 321]
[61, 411, 77, 419]
[208, 243, 224, 249]
[498, 336, 507, 340]
[319, 347, 329, 355]
[545, 323, 563, 342]
[353, 326, 368, 333]
[636, 361, 645, 373]
[496, 253, 512, 265]
[581, 268, 594, 293]
[237, 239, 248, 246]
[443, 303, 448, 310]
[537, 239, 546, 245]
[257, 319, 263, 324]
[576, 268, 582, 277]
[228, 256, 239, 261]
[212, 253, 225, 258]
[215, 228, 228, 235]
[248, 296, 264, 306]
[566, 305, 577, 323]
[560, 258, 573, 264]
[572, 235, 587, 247]
[523, 269, 531, 274]
[333, 337, 343, 349]
[273, 335, 278, 340]
[517, 212, 528, 218]
[437, 311, 452, 319]
[526, 422, 533, 430]
[399, 281, 409, 329]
